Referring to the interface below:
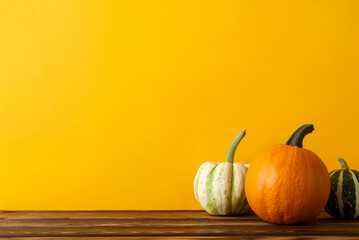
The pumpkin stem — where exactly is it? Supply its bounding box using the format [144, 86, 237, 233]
[338, 158, 349, 170]
[226, 129, 246, 164]
[285, 124, 314, 148]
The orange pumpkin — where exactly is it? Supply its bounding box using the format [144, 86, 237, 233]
[245, 124, 330, 224]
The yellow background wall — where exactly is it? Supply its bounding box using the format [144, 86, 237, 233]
[0, 0, 358, 210]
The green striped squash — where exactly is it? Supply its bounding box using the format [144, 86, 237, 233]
[193, 129, 250, 215]
[325, 158, 359, 219]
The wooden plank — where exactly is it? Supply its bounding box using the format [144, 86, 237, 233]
[0, 211, 335, 220]
[0, 218, 268, 227]
[0, 211, 356, 238]
[0, 224, 358, 237]
[0, 211, 256, 220]
[3, 237, 359, 240]
[0, 216, 356, 228]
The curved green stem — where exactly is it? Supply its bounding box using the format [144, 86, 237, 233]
[226, 129, 246, 164]
[338, 158, 349, 170]
[285, 124, 314, 148]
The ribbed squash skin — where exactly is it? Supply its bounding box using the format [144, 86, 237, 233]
[245, 144, 330, 224]
[194, 162, 250, 215]
[325, 168, 359, 219]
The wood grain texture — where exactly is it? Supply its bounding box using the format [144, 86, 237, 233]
[0, 211, 356, 239]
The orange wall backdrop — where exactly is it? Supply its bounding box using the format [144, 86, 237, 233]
[0, 0, 359, 210]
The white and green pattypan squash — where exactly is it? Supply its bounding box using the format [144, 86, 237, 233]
[194, 129, 250, 215]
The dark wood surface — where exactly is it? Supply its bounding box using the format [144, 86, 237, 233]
[0, 210, 357, 239]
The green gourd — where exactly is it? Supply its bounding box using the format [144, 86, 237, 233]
[325, 158, 359, 219]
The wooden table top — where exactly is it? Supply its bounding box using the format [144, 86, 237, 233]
[0, 210, 357, 239]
